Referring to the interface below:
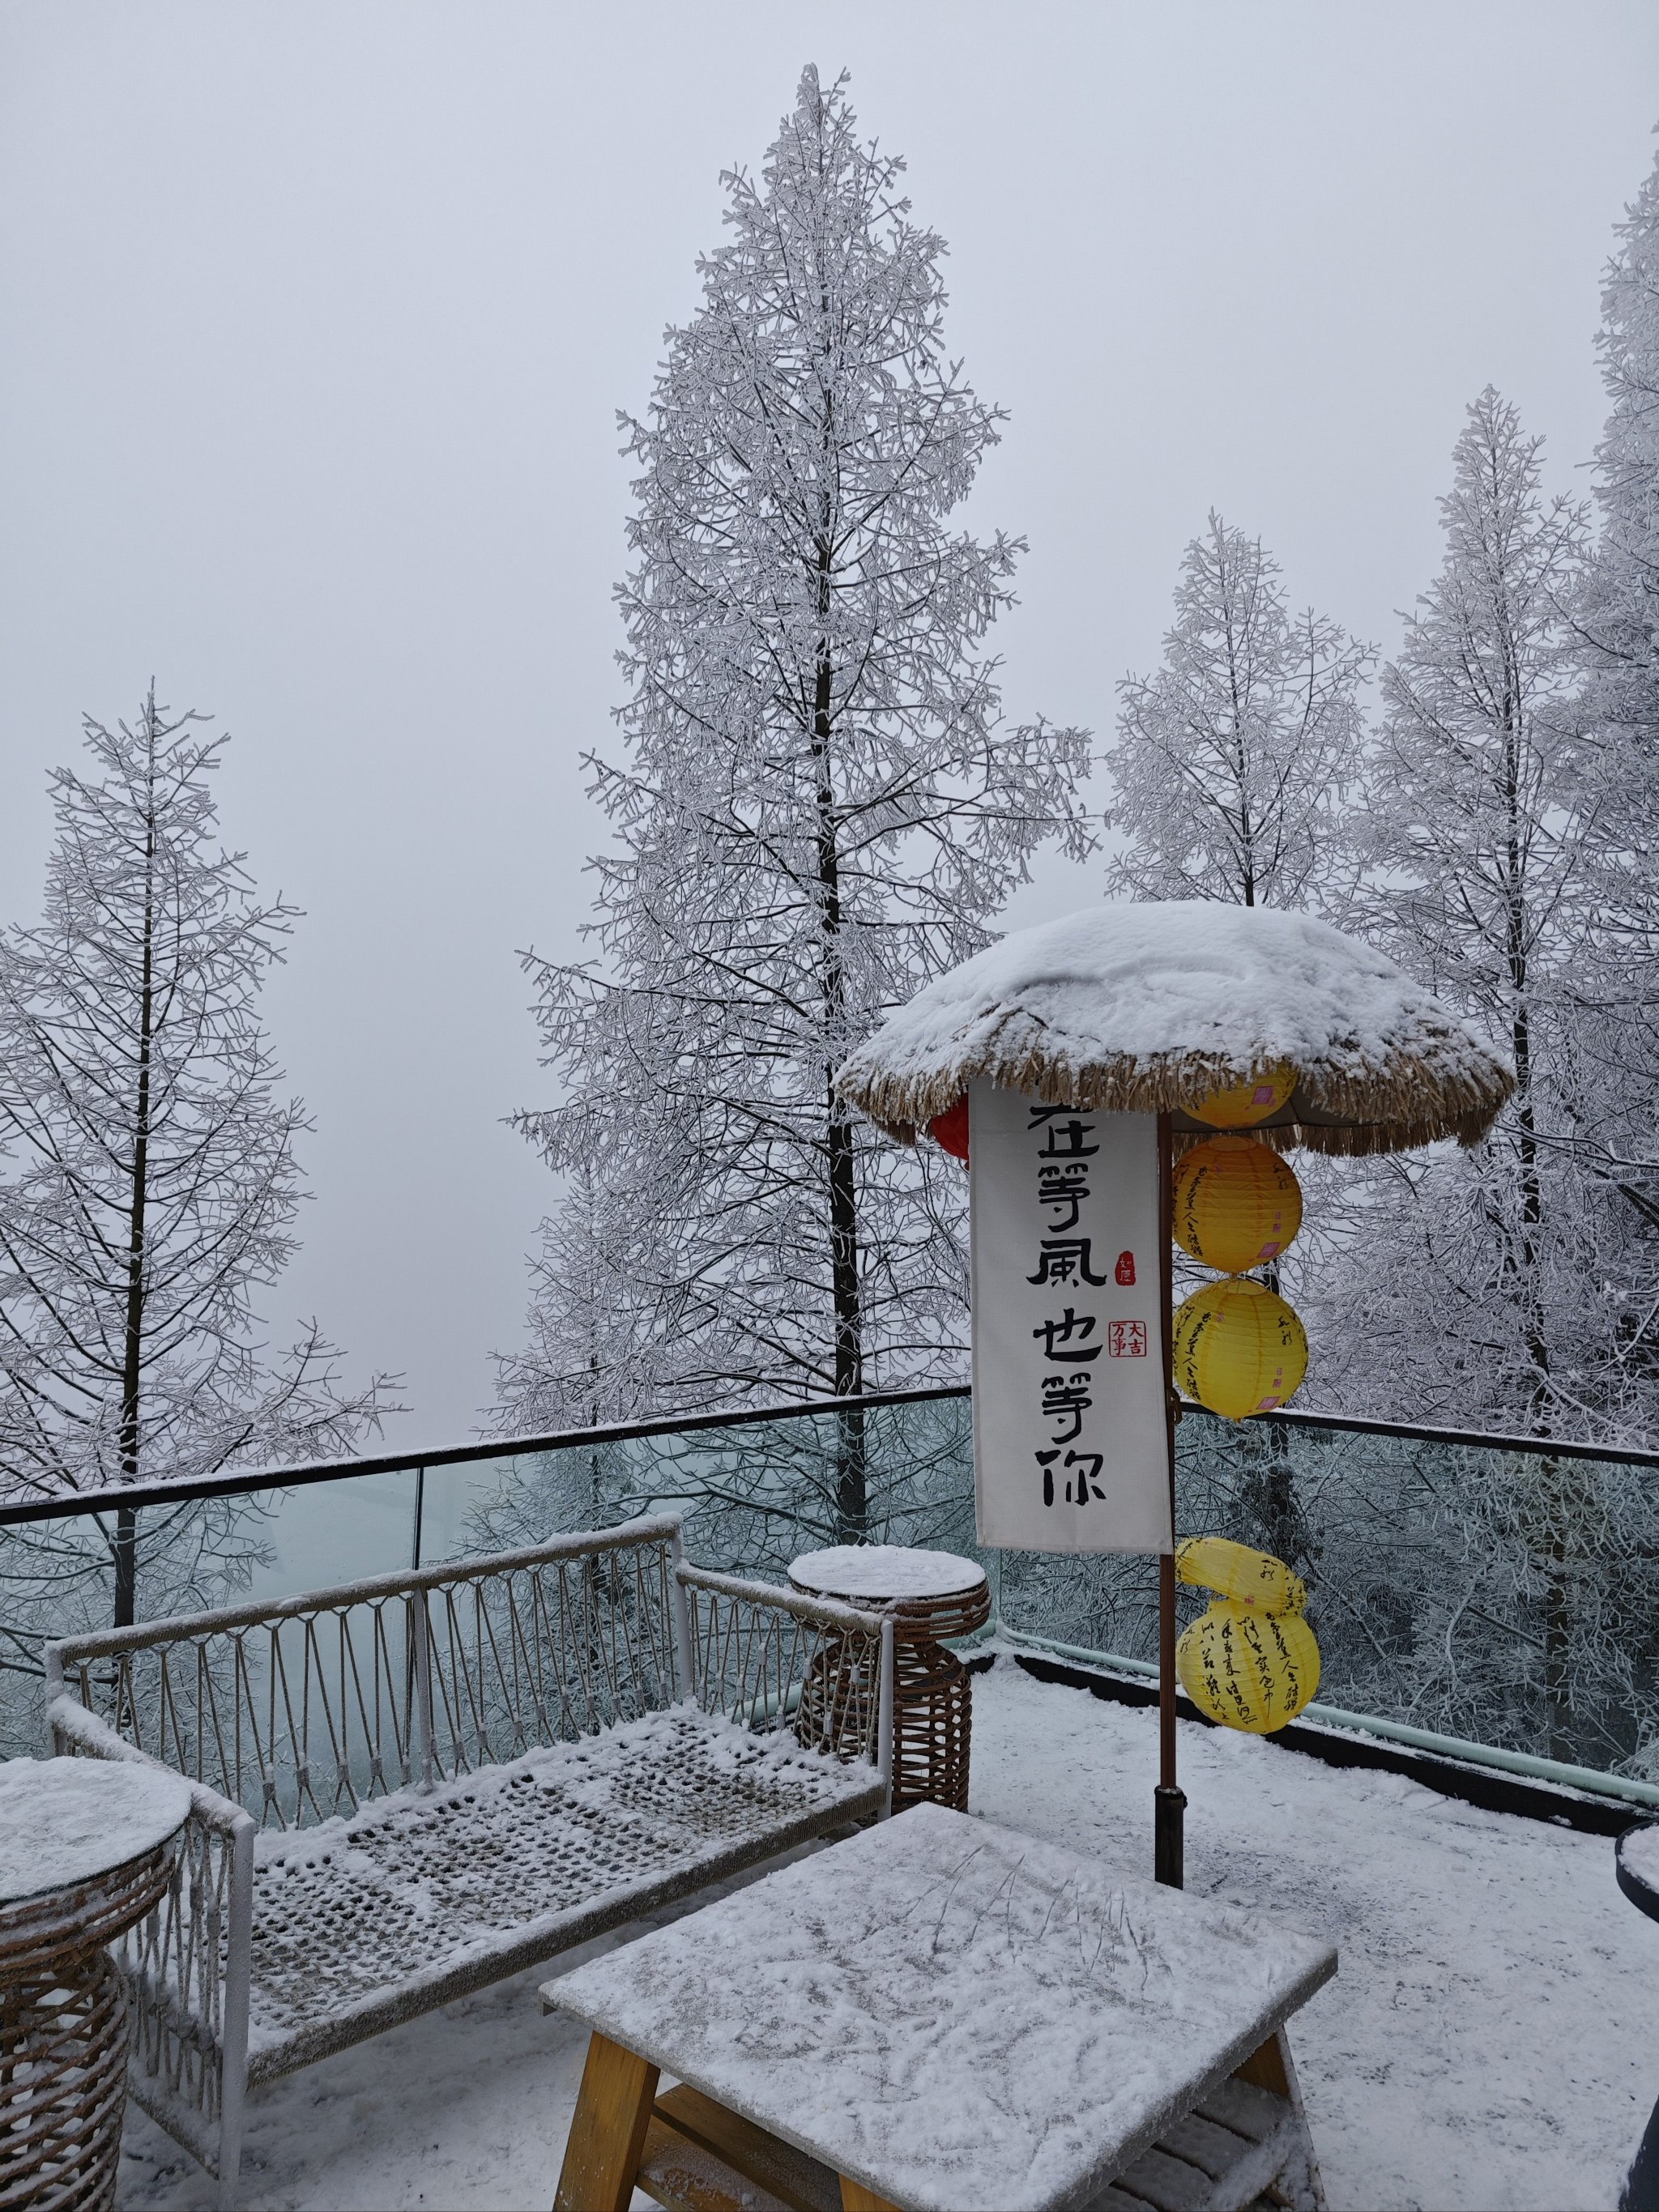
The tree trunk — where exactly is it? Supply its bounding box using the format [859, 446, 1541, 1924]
[114, 704, 158, 1627]
[1527, 1455, 1576, 1763]
[112, 1503, 138, 1634]
[1500, 680, 1550, 1420]
[812, 535, 865, 1541]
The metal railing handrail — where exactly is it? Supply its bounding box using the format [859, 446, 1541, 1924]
[4, 1380, 1657, 1529]
[41, 1513, 687, 1660]
[0, 1383, 970, 1526]
[1222, 1400, 1659, 1469]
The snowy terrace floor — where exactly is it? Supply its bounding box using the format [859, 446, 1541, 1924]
[115, 1655, 1659, 2212]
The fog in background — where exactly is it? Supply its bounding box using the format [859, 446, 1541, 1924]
[2, 3, 1655, 1451]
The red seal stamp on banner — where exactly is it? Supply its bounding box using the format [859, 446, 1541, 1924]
[1108, 1320, 1148, 1358]
[1115, 1250, 1136, 1285]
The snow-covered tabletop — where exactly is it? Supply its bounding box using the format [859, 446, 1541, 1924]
[1618, 1825, 1659, 1924]
[546, 1800, 1336, 2212]
[0, 1757, 192, 1905]
[787, 1545, 985, 1602]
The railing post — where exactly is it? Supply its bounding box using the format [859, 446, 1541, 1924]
[412, 1590, 435, 1791]
[877, 1616, 895, 1816]
[217, 1809, 254, 2211]
[667, 1524, 696, 1704]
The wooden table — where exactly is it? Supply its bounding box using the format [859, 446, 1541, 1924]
[0, 1756, 194, 2212]
[544, 1801, 1336, 2212]
[787, 1547, 991, 1814]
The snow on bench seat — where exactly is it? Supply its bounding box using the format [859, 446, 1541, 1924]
[245, 1706, 882, 2073]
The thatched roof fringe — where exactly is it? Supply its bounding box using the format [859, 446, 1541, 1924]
[838, 1038, 1515, 1159]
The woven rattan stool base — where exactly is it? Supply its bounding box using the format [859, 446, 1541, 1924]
[0, 1950, 128, 2212]
[788, 1549, 992, 1817]
[0, 1763, 191, 2212]
[888, 1587, 989, 1815]
[892, 1634, 975, 1814]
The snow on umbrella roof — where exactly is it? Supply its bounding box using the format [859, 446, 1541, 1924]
[836, 901, 1514, 1158]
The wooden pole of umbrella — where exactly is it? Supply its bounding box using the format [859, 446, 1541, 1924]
[1155, 1110, 1186, 1886]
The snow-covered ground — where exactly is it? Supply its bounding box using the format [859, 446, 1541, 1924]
[115, 1656, 1659, 2212]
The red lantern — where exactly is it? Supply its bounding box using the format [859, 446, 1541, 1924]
[928, 1096, 970, 1163]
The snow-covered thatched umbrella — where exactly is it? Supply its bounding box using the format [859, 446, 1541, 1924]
[836, 901, 1514, 1886]
[836, 901, 1514, 1158]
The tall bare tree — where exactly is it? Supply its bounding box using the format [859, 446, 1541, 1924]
[1333, 391, 1597, 1435]
[505, 69, 1092, 1536]
[1097, 517, 1371, 1563]
[0, 688, 391, 1624]
[1563, 134, 1659, 1375]
[1105, 514, 1371, 911]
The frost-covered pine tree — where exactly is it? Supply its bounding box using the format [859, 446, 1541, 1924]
[491, 1166, 653, 1437]
[1565, 135, 1659, 1332]
[1579, 136, 1659, 803]
[1322, 391, 1610, 1435]
[505, 69, 1092, 1534]
[1303, 390, 1652, 1759]
[1104, 514, 1371, 910]
[1096, 515, 1368, 1567]
[0, 689, 391, 1626]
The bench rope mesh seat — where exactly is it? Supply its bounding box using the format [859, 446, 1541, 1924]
[45, 1516, 893, 2208]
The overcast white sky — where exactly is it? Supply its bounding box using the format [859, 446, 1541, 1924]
[2, 3, 1656, 1452]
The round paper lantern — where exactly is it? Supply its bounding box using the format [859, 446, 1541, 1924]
[1172, 1277, 1308, 1419]
[1171, 1136, 1303, 1273]
[1189, 1062, 1298, 1129]
[1176, 1535, 1307, 1618]
[1177, 1600, 1321, 1733]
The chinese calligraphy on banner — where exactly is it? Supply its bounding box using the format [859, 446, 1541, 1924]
[969, 1080, 1173, 1554]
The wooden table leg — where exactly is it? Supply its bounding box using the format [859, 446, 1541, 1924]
[1234, 2025, 1328, 2212]
[840, 2176, 904, 2211]
[1233, 2027, 1291, 2098]
[554, 2030, 660, 2212]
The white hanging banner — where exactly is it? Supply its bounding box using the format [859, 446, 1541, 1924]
[969, 1081, 1173, 1554]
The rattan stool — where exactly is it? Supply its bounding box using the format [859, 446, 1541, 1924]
[788, 1546, 992, 1813]
[0, 1758, 192, 2212]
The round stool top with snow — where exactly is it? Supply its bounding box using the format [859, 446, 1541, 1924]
[0, 1758, 193, 1910]
[0, 1756, 193, 1984]
[788, 1543, 986, 1610]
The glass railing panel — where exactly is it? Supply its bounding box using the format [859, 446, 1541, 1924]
[434, 1397, 980, 1583]
[998, 1407, 1659, 1784]
[449, 1406, 986, 1583]
[9, 1392, 1658, 1785]
[0, 1487, 276, 1758]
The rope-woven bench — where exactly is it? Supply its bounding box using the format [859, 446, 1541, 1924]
[44, 1515, 893, 2210]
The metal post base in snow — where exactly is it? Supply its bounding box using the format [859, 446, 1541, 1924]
[1154, 1784, 1187, 1888]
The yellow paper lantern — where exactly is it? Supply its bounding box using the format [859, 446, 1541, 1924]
[1173, 1277, 1308, 1419]
[1189, 1062, 1298, 1129]
[1176, 1535, 1307, 1617]
[1177, 1600, 1321, 1733]
[1172, 1136, 1303, 1274]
